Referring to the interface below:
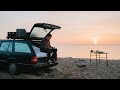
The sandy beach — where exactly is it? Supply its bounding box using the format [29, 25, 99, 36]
[0, 57, 120, 79]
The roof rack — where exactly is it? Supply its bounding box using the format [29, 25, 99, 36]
[6, 29, 30, 40]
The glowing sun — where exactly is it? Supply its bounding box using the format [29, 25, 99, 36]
[90, 36, 99, 45]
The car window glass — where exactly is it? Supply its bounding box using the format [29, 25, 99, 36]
[0, 42, 10, 52]
[8, 42, 12, 52]
[15, 42, 31, 53]
[30, 27, 51, 39]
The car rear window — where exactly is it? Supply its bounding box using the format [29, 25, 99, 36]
[15, 42, 31, 53]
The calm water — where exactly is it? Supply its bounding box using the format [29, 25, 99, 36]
[56, 46, 120, 60]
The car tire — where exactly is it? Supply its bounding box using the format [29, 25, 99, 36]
[8, 62, 20, 75]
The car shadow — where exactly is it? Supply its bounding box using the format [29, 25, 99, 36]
[30, 68, 55, 76]
[0, 64, 56, 78]
[14, 67, 56, 76]
[0, 65, 8, 73]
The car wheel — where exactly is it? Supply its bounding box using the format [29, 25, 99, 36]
[8, 63, 19, 75]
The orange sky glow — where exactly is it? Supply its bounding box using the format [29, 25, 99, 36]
[0, 11, 120, 46]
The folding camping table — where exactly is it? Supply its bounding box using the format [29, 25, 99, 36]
[90, 50, 108, 67]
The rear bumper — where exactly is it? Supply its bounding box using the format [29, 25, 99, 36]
[34, 61, 58, 68]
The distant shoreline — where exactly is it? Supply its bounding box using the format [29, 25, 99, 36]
[58, 57, 120, 61]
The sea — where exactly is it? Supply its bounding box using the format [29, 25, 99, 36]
[56, 45, 120, 60]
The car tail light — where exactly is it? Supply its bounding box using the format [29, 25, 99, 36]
[31, 56, 38, 64]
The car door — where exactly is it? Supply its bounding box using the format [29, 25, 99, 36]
[13, 41, 34, 64]
[0, 41, 12, 64]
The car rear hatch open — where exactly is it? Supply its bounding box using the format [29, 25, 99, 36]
[29, 23, 61, 40]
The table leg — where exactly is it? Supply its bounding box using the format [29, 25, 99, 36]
[99, 53, 100, 63]
[106, 53, 108, 67]
[96, 54, 98, 67]
[90, 52, 91, 63]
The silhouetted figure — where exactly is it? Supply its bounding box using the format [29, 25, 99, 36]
[40, 34, 57, 62]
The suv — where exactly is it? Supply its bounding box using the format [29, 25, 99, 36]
[0, 23, 61, 75]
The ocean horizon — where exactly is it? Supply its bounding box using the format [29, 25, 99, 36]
[56, 45, 120, 60]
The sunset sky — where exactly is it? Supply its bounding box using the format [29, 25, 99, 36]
[0, 11, 120, 46]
